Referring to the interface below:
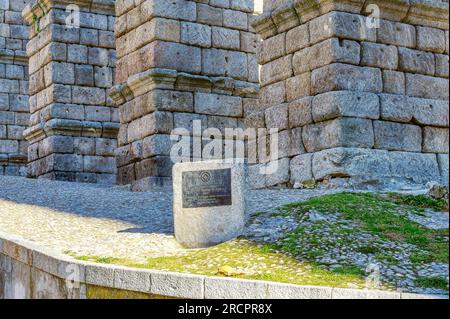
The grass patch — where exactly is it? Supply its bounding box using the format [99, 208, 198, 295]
[414, 277, 449, 291]
[355, 245, 380, 255]
[72, 240, 366, 289]
[282, 192, 449, 264]
[76, 256, 120, 264]
[251, 211, 267, 219]
[375, 252, 399, 265]
[387, 193, 448, 212]
[331, 265, 366, 276]
[69, 192, 448, 291]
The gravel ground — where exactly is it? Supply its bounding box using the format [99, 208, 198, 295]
[245, 207, 449, 295]
[0, 175, 338, 262]
[407, 209, 449, 230]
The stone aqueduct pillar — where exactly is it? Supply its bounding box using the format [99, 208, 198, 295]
[8, 0, 450, 188]
[252, 0, 449, 188]
[110, 0, 262, 188]
[22, 0, 119, 183]
[0, 0, 30, 176]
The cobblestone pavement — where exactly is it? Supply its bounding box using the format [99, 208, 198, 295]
[245, 199, 449, 295]
[0, 175, 338, 262]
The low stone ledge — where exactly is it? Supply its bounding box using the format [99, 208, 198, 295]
[113, 267, 152, 293]
[272, 3, 301, 33]
[0, 230, 447, 299]
[23, 123, 46, 143]
[0, 49, 28, 65]
[267, 282, 333, 299]
[109, 68, 260, 105]
[401, 292, 447, 299]
[0, 160, 27, 177]
[85, 263, 115, 288]
[23, 119, 120, 144]
[364, 0, 410, 22]
[294, 0, 365, 23]
[251, 12, 278, 40]
[407, 0, 450, 30]
[204, 277, 268, 299]
[22, 0, 115, 24]
[151, 271, 205, 299]
[310, 147, 443, 184]
[1, 154, 27, 164]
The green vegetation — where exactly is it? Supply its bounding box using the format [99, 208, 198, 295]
[76, 256, 119, 264]
[86, 285, 169, 299]
[387, 193, 448, 212]
[355, 245, 380, 255]
[32, 1, 49, 33]
[414, 277, 449, 291]
[72, 240, 366, 289]
[331, 265, 366, 276]
[375, 252, 399, 265]
[71, 192, 448, 291]
[282, 192, 449, 264]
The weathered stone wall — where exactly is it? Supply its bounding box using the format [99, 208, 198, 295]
[22, 0, 119, 183]
[110, 0, 262, 187]
[251, 0, 449, 188]
[0, 0, 31, 176]
[0, 0, 447, 188]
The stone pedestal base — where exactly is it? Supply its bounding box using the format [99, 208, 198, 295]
[173, 161, 246, 248]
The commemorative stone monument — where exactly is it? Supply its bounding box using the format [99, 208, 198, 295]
[173, 161, 246, 248]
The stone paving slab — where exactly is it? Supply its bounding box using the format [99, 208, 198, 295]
[0, 175, 337, 262]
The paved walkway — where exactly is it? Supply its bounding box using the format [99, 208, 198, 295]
[0, 175, 335, 262]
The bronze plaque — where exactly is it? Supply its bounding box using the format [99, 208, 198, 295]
[182, 168, 232, 208]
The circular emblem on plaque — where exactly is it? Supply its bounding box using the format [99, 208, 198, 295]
[200, 171, 211, 183]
